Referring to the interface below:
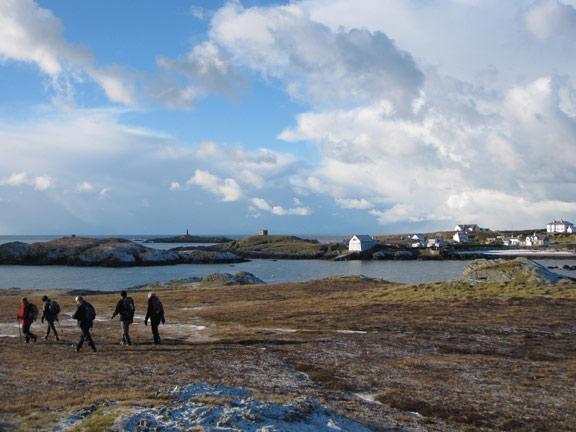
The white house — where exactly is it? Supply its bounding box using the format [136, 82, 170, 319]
[453, 232, 470, 243]
[504, 237, 522, 246]
[455, 224, 488, 232]
[348, 235, 379, 252]
[525, 233, 550, 247]
[546, 220, 574, 233]
[427, 238, 449, 248]
[411, 234, 425, 241]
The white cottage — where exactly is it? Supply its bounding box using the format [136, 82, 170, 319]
[453, 232, 470, 243]
[348, 235, 379, 252]
[525, 233, 550, 247]
[546, 220, 574, 233]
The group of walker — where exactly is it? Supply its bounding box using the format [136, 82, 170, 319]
[17, 291, 165, 352]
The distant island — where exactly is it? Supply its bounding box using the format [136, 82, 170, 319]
[144, 234, 233, 244]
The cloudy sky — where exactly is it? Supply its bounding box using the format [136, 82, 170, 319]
[1, 0, 576, 235]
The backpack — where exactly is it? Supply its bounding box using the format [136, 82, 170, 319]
[151, 296, 164, 315]
[123, 297, 135, 320]
[48, 300, 60, 315]
[28, 303, 39, 321]
[85, 302, 96, 321]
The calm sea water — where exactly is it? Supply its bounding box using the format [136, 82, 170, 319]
[1, 235, 574, 291]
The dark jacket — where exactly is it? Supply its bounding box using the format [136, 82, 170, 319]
[145, 296, 165, 324]
[111, 297, 134, 322]
[41, 300, 58, 322]
[72, 301, 92, 328]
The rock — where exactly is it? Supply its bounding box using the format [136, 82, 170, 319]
[459, 257, 571, 285]
[0, 237, 245, 267]
[202, 272, 265, 285]
[119, 383, 372, 432]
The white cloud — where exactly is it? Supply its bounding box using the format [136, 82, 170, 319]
[98, 187, 111, 200]
[251, 197, 310, 216]
[0, 0, 133, 104]
[0, 171, 54, 190]
[210, 2, 423, 110]
[157, 41, 247, 102]
[335, 198, 374, 210]
[76, 182, 93, 193]
[186, 170, 243, 202]
[1, 172, 29, 187]
[169, 182, 182, 191]
[33, 175, 54, 190]
[280, 71, 576, 229]
[522, 0, 576, 40]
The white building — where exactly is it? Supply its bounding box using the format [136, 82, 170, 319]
[348, 235, 379, 252]
[525, 233, 550, 247]
[546, 220, 574, 233]
[427, 238, 449, 248]
[453, 232, 470, 243]
[504, 237, 522, 246]
[455, 224, 488, 232]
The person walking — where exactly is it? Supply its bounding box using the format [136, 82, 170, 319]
[17, 297, 37, 343]
[110, 290, 135, 345]
[144, 292, 165, 344]
[41, 295, 60, 341]
[71, 295, 97, 352]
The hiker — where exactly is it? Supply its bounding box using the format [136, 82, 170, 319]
[17, 297, 37, 343]
[144, 292, 165, 344]
[41, 295, 60, 341]
[110, 290, 135, 345]
[71, 295, 97, 352]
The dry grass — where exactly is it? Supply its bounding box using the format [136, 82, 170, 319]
[0, 277, 575, 431]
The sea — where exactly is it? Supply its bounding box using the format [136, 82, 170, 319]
[1, 234, 575, 292]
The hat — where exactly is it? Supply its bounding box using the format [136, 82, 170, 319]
[42, 295, 48, 302]
[148, 292, 155, 299]
[75, 295, 83, 302]
[21, 297, 28, 303]
[121, 290, 127, 297]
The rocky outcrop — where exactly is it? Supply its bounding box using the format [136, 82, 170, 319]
[0, 237, 245, 267]
[459, 257, 573, 285]
[206, 235, 345, 260]
[201, 271, 266, 285]
[117, 383, 371, 432]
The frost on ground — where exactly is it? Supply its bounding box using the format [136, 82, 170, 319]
[116, 382, 372, 432]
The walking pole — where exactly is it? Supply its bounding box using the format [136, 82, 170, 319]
[17, 319, 22, 343]
[57, 319, 64, 334]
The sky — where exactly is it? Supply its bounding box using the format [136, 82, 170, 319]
[1, 0, 576, 235]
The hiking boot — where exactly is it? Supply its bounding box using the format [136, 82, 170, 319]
[32, 336, 37, 343]
[55, 336, 60, 341]
[43, 335, 48, 341]
[91, 345, 97, 352]
[73, 344, 79, 352]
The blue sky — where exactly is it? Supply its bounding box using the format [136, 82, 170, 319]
[1, 0, 576, 235]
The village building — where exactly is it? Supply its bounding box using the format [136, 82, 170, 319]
[546, 220, 574, 234]
[427, 238, 449, 248]
[455, 224, 488, 232]
[348, 235, 379, 252]
[452, 232, 470, 243]
[503, 237, 522, 247]
[525, 233, 550, 247]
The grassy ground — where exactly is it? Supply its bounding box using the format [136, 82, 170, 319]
[0, 276, 575, 431]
